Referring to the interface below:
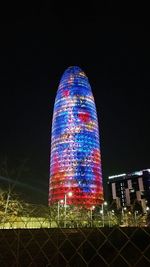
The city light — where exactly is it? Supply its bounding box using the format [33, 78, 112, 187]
[108, 173, 126, 179]
[68, 192, 73, 197]
[64, 192, 73, 227]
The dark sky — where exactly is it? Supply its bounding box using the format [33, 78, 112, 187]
[0, 4, 149, 203]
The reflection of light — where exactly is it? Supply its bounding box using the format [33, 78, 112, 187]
[146, 207, 150, 211]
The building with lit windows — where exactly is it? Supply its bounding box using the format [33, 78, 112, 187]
[49, 66, 103, 208]
[108, 169, 150, 213]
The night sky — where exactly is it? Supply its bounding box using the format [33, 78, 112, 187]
[0, 4, 149, 204]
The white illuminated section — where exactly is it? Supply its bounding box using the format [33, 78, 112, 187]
[132, 171, 143, 176]
[132, 169, 150, 176]
[108, 173, 126, 179]
[143, 169, 150, 173]
[108, 168, 150, 180]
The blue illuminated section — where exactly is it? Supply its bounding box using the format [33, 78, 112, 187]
[49, 66, 103, 207]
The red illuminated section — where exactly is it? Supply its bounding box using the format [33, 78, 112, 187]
[49, 184, 103, 208]
[78, 112, 90, 122]
[63, 90, 70, 97]
[49, 149, 103, 208]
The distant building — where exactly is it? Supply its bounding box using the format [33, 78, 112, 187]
[108, 169, 150, 213]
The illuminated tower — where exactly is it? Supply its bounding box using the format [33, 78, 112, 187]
[49, 66, 103, 208]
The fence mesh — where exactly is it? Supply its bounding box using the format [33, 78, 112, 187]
[0, 204, 150, 266]
[0, 227, 150, 266]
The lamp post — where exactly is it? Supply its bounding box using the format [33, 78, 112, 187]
[110, 210, 115, 227]
[101, 201, 107, 227]
[64, 192, 73, 227]
[57, 199, 64, 225]
[107, 211, 111, 227]
[122, 207, 127, 225]
[134, 210, 138, 226]
[101, 204, 104, 227]
[57, 201, 60, 223]
[90, 206, 95, 227]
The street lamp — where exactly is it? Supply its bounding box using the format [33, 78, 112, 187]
[101, 201, 107, 227]
[134, 210, 138, 226]
[110, 210, 115, 227]
[64, 192, 73, 227]
[122, 207, 127, 225]
[57, 199, 64, 224]
[90, 206, 95, 227]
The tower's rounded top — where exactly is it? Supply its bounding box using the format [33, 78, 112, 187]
[61, 66, 87, 80]
[65, 66, 83, 73]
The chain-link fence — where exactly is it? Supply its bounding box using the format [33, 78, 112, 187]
[0, 204, 150, 266]
[0, 227, 150, 266]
